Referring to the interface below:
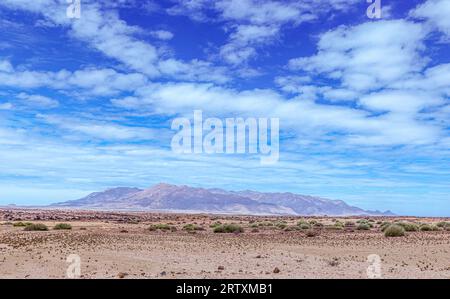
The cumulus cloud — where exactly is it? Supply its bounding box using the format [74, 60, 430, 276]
[288, 20, 428, 91]
[410, 0, 450, 39]
[150, 30, 174, 40]
[17, 93, 59, 108]
[0, 60, 149, 95]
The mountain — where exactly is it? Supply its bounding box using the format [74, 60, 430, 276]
[51, 183, 394, 216]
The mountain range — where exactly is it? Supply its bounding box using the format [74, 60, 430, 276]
[51, 183, 394, 216]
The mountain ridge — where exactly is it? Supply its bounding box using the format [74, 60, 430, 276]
[51, 183, 395, 216]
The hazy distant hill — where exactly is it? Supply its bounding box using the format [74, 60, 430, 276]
[52, 183, 394, 216]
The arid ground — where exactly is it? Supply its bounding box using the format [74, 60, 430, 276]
[1, 208, 449, 279]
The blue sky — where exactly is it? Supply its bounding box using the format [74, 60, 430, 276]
[0, 0, 449, 216]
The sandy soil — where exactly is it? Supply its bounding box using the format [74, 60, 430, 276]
[1, 208, 449, 279]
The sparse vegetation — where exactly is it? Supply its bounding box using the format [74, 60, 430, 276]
[345, 221, 355, 227]
[213, 224, 244, 233]
[356, 223, 370, 230]
[23, 223, 48, 231]
[419, 224, 439, 231]
[209, 221, 222, 228]
[313, 222, 324, 228]
[384, 224, 405, 237]
[183, 224, 204, 231]
[148, 224, 176, 231]
[299, 223, 311, 230]
[436, 222, 450, 228]
[13, 222, 27, 227]
[284, 226, 300, 231]
[397, 222, 419, 232]
[53, 223, 72, 230]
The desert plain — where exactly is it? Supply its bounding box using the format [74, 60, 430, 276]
[1, 208, 449, 279]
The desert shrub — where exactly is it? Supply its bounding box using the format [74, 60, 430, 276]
[183, 224, 204, 231]
[420, 224, 439, 231]
[297, 220, 309, 226]
[380, 222, 392, 232]
[213, 224, 244, 233]
[309, 220, 318, 225]
[284, 226, 300, 231]
[24, 223, 48, 231]
[356, 219, 368, 224]
[384, 224, 405, 237]
[299, 223, 311, 230]
[13, 222, 27, 227]
[53, 223, 72, 230]
[436, 222, 450, 228]
[334, 222, 344, 229]
[313, 222, 324, 228]
[397, 222, 419, 232]
[326, 225, 343, 230]
[276, 222, 287, 229]
[345, 221, 355, 227]
[368, 219, 375, 222]
[357, 223, 370, 230]
[209, 221, 222, 228]
[148, 224, 174, 231]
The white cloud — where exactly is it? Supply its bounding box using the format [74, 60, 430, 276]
[37, 114, 158, 141]
[17, 93, 59, 108]
[150, 30, 174, 40]
[288, 20, 428, 91]
[168, 0, 360, 65]
[0, 102, 13, 110]
[0, 60, 148, 95]
[0, 1, 227, 83]
[410, 0, 450, 39]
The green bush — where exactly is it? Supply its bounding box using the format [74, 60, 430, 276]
[397, 222, 418, 232]
[384, 224, 405, 237]
[183, 224, 204, 231]
[284, 226, 300, 231]
[436, 222, 449, 228]
[24, 223, 48, 231]
[380, 222, 392, 232]
[213, 224, 244, 233]
[357, 223, 370, 230]
[345, 221, 355, 227]
[148, 224, 175, 231]
[420, 224, 439, 231]
[299, 223, 311, 230]
[13, 222, 27, 227]
[209, 221, 222, 228]
[53, 223, 72, 230]
[297, 220, 309, 226]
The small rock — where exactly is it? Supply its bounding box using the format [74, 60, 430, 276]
[117, 272, 128, 279]
[160, 271, 167, 276]
[273, 267, 280, 274]
[218, 266, 225, 270]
